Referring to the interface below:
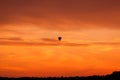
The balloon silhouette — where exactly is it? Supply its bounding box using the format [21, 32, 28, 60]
[58, 37, 62, 41]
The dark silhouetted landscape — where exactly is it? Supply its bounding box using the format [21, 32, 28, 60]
[0, 71, 120, 80]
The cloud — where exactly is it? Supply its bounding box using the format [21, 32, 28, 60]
[0, 41, 88, 46]
[0, 37, 23, 41]
[0, 0, 120, 31]
[41, 38, 58, 42]
[0, 40, 120, 46]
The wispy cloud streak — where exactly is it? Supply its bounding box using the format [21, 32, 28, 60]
[0, 37, 22, 41]
[0, 41, 120, 46]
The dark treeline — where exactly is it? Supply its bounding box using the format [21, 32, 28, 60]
[0, 71, 120, 80]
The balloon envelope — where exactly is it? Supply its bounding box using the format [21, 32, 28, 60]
[58, 37, 62, 41]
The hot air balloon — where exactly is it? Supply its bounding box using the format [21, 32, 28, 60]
[58, 37, 62, 41]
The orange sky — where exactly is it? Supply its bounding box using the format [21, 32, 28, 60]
[0, 0, 120, 77]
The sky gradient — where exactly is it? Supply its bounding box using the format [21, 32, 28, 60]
[0, 0, 120, 77]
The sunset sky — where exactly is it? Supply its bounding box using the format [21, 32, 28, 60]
[0, 0, 120, 77]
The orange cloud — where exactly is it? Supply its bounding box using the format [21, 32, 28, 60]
[0, 39, 119, 46]
[0, 0, 120, 31]
[0, 37, 22, 41]
[0, 42, 120, 77]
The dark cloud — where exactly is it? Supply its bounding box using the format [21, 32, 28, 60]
[0, 0, 120, 30]
[41, 38, 58, 42]
[0, 37, 23, 41]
